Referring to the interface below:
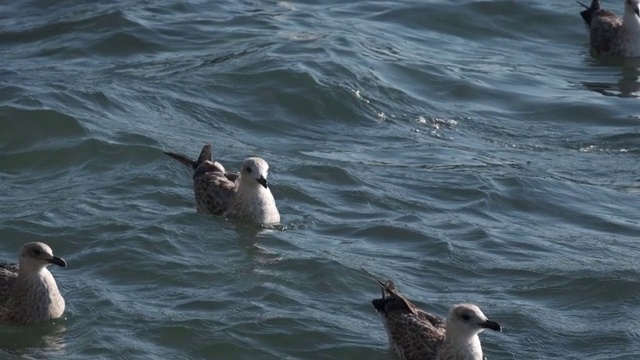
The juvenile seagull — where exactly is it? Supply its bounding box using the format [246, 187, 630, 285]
[165, 144, 281, 224]
[0, 242, 67, 325]
[578, 0, 640, 57]
[362, 268, 501, 360]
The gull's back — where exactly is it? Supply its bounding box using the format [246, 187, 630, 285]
[590, 10, 624, 54]
[165, 144, 240, 215]
[0, 263, 18, 304]
[379, 298, 447, 360]
[368, 274, 446, 360]
[193, 162, 239, 215]
[579, 0, 624, 55]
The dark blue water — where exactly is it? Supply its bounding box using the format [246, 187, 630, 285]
[1, 0, 640, 359]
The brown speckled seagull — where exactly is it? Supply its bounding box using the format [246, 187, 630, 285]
[578, 0, 640, 57]
[362, 268, 501, 360]
[0, 242, 66, 325]
[165, 144, 281, 224]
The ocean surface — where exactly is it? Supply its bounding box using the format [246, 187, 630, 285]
[1, 0, 640, 359]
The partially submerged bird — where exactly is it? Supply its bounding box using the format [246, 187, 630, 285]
[165, 144, 281, 224]
[0, 242, 67, 325]
[362, 268, 501, 360]
[578, 0, 640, 57]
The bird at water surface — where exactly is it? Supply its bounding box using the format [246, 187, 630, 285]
[0, 242, 66, 326]
[362, 268, 501, 360]
[165, 144, 281, 225]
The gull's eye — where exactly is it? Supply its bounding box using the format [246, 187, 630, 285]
[461, 313, 471, 321]
[246, 167, 252, 173]
[33, 248, 41, 256]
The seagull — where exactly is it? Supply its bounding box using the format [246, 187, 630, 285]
[362, 268, 501, 360]
[578, 0, 640, 57]
[165, 144, 281, 224]
[0, 242, 67, 325]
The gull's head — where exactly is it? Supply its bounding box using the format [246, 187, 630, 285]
[240, 157, 270, 189]
[19, 242, 67, 270]
[446, 304, 501, 337]
[626, 0, 640, 17]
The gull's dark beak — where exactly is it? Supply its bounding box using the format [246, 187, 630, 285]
[480, 319, 501, 332]
[48, 256, 67, 268]
[256, 176, 268, 188]
[635, 7, 640, 17]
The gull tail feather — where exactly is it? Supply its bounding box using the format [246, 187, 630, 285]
[361, 267, 416, 315]
[361, 267, 393, 295]
[577, 0, 600, 26]
[164, 144, 213, 170]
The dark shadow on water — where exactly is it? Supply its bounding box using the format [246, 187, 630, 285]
[0, 322, 67, 358]
[582, 57, 640, 98]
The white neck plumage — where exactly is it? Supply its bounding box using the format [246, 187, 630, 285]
[443, 333, 484, 360]
[624, 7, 640, 33]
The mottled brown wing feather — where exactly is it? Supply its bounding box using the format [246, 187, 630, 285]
[0, 263, 19, 304]
[386, 310, 446, 360]
[415, 308, 447, 329]
[224, 172, 240, 182]
[363, 268, 448, 360]
[166, 144, 242, 216]
[194, 171, 238, 215]
[590, 10, 623, 54]
[193, 161, 226, 179]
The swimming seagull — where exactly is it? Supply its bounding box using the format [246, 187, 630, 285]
[165, 144, 281, 224]
[578, 0, 640, 57]
[362, 268, 501, 360]
[0, 242, 67, 325]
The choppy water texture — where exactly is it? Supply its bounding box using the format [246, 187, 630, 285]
[1, 0, 640, 359]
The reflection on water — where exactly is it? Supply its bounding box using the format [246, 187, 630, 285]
[0, 322, 67, 358]
[233, 222, 287, 265]
[582, 57, 640, 98]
